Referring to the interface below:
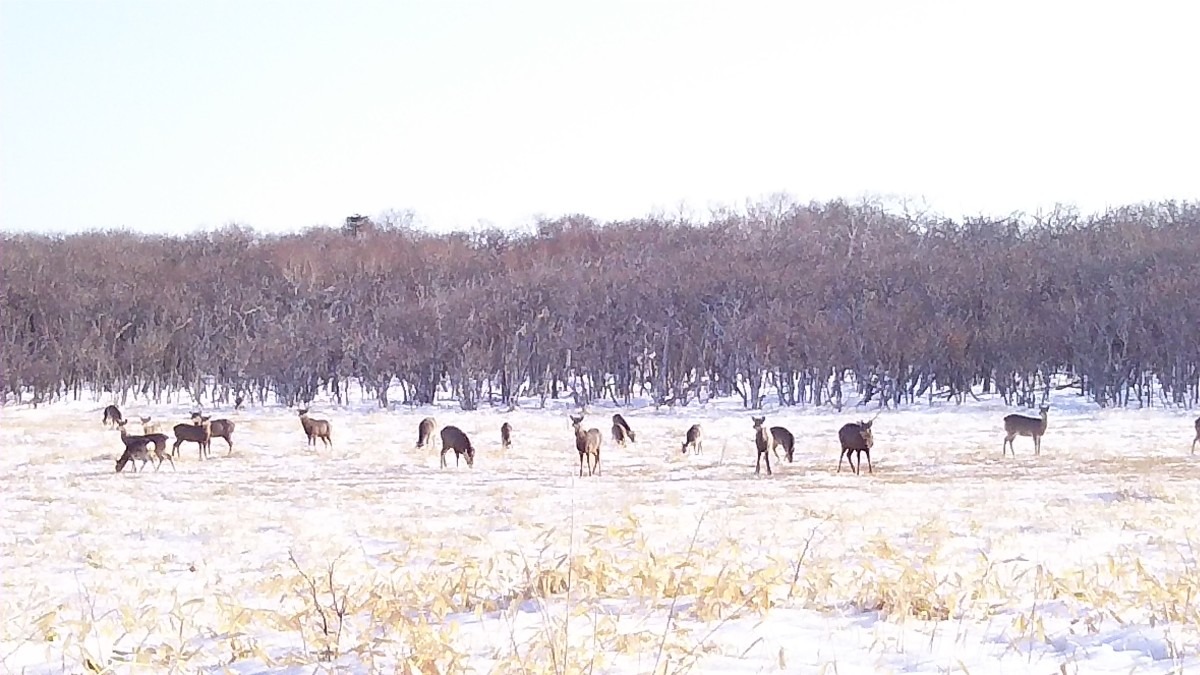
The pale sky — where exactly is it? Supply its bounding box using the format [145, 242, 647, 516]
[2, 1, 1198, 235]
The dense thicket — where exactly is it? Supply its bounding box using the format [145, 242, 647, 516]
[3, 198, 1199, 410]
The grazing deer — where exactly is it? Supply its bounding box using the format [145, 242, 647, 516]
[440, 425, 475, 468]
[173, 417, 213, 459]
[570, 414, 602, 477]
[102, 405, 122, 428]
[1192, 417, 1199, 455]
[1002, 405, 1050, 456]
[298, 409, 333, 449]
[612, 414, 636, 447]
[680, 424, 703, 455]
[116, 419, 174, 471]
[770, 425, 795, 463]
[838, 420, 875, 475]
[500, 422, 513, 450]
[115, 437, 154, 473]
[417, 417, 437, 449]
[139, 415, 162, 435]
[234, 395, 245, 410]
[753, 417, 773, 475]
[190, 412, 235, 455]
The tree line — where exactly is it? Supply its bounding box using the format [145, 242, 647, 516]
[3, 197, 1199, 411]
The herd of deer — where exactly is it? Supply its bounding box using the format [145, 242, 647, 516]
[104, 402, 1200, 476]
[103, 404, 235, 472]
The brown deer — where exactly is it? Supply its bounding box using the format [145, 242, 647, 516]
[190, 413, 235, 455]
[115, 437, 154, 473]
[173, 417, 213, 459]
[1002, 405, 1050, 456]
[139, 415, 162, 435]
[440, 425, 475, 468]
[298, 409, 332, 449]
[753, 416, 773, 475]
[612, 414, 636, 447]
[417, 417, 437, 449]
[571, 414, 602, 477]
[1192, 417, 1199, 455]
[838, 420, 875, 475]
[680, 424, 703, 455]
[770, 425, 795, 463]
[500, 422, 513, 450]
[116, 419, 174, 471]
[102, 405, 122, 428]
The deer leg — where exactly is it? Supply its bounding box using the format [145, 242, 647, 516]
[755, 450, 761, 475]
[837, 449, 845, 473]
[579, 452, 585, 477]
[764, 449, 772, 476]
[595, 452, 601, 476]
[865, 450, 873, 474]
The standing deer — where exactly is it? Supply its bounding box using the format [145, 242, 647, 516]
[417, 417, 437, 449]
[770, 425, 795, 463]
[102, 405, 123, 428]
[1002, 405, 1050, 456]
[838, 420, 875, 475]
[753, 417, 773, 475]
[116, 419, 174, 471]
[680, 424, 703, 455]
[190, 413, 235, 455]
[1192, 417, 1199, 455]
[139, 415, 162, 435]
[173, 417, 213, 459]
[612, 414, 636, 447]
[500, 422, 513, 450]
[571, 414, 602, 477]
[440, 425, 475, 468]
[298, 409, 332, 449]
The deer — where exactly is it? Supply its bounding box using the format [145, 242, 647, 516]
[1192, 417, 1199, 455]
[190, 412, 235, 455]
[116, 419, 174, 471]
[770, 425, 795, 463]
[612, 414, 636, 447]
[440, 425, 475, 468]
[838, 419, 875, 475]
[173, 416, 213, 459]
[298, 409, 332, 449]
[570, 414, 602, 477]
[753, 416, 773, 475]
[115, 437, 155, 473]
[139, 415, 162, 435]
[680, 423, 703, 455]
[417, 417, 437, 449]
[500, 422, 513, 450]
[102, 405, 122, 428]
[1002, 405, 1050, 456]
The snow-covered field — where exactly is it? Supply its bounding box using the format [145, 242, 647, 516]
[3, 386, 1200, 674]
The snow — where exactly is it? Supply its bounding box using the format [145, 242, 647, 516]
[2, 384, 1200, 673]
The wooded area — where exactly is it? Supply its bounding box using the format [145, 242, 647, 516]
[3, 198, 1198, 410]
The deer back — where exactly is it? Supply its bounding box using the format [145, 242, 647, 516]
[585, 428, 602, 454]
[838, 422, 872, 450]
[209, 419, 235, 438]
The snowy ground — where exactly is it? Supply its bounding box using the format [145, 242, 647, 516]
[3, 386, 1200, 674]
